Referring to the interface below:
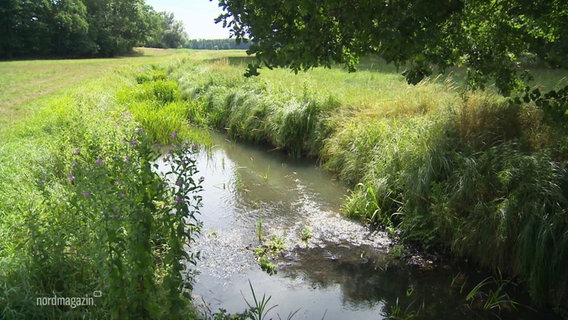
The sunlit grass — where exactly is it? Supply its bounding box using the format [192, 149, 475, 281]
[0, 48, 191, 130]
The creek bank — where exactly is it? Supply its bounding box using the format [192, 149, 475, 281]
[163, 59, 568, 313]
[170, 130, 552, 319]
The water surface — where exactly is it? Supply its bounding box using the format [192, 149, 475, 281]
[160, 131, 542, 319]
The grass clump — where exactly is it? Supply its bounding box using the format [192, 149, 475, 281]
[173, 64, 339, 158]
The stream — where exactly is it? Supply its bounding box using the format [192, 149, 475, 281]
[159, 131, 541, 320]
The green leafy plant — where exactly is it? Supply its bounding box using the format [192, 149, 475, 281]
[267, 235, 285, 253]
[258, 256, 277, 276]
[464, 271, 519, 312]
[253, 233, 286, 275]
[386, 288, 422, 320]
[300, 227, 312, 242]
[243, 280, 277, 320]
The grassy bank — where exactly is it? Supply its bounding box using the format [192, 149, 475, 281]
[0, 49, 206, 318]
[1, 48, 566, 317]
[172, 51, 568, 312]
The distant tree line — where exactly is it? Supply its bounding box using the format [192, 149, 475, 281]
[0, 0, 188, 59]
[185, 39, 250, 50]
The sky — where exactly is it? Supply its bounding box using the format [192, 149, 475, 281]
[145, 0, 231, 39]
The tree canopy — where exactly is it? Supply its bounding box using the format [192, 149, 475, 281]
[215, 0, 567, 94]
[0, 0, 188, 59]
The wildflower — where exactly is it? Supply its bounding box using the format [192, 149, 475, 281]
[72, 161, 77, 169]
[83, 191, 91, 197]
[40, 179, 45, 185]
[175, 197, 183, 204]
[199, 176, 205, 183]
[134, 128, 144, 136]
[175, 180, 183, 186]
[119, 193, 125, 198]
[170, 131, 178, 139]
[67, 173, 75, 183]
[95, 158, 103, 165]
[130, 139, 137, 147]
[124, 156, 130, 163]
[73, 149, 80, 156]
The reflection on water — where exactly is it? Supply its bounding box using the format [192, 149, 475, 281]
[158, 131, 546, 320]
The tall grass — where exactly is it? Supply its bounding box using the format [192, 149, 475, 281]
[0, 56, 204, 318]
[172, 52, 568, 312]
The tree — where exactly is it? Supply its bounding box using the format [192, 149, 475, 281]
[0, 0, 53, 58]
[0, 0, 22, 58]
[83, 0, 149, 56]
[144, 11, 188, 48]
[215, 0, 567, 95]
[51, 0, 94, 56]
[0, 0, 187, 59]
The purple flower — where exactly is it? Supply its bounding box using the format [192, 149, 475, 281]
[170, 131, 178, 139]
[83, 191, 91, 197]
[40, 179, 45, 185]
[199, 176, 205, 183]
[124, 156, 130, 163]
[134, 128, 144, 136]
[175, 180, 182, 186]
[72, 161, 77, 169]
[175, 197, 183, 204]
[67, 173, 75, 182]
[73, 149, 80, 156]
[129, 139, 137, 147]
[95, 158, 103, 165]
[119, 193, 125, 198]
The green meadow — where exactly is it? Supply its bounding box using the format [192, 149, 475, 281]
[1, 48, 567, 318]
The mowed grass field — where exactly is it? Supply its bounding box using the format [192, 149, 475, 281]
[0, 48, 188, 129]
